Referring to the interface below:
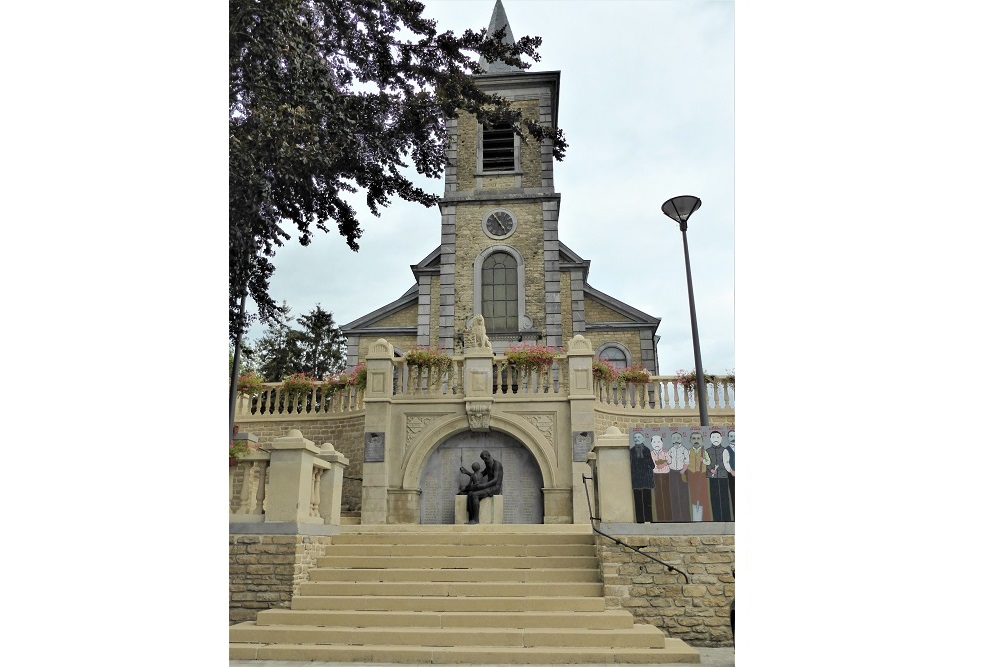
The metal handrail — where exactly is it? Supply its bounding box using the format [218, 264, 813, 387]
[581, 472, 689, 584]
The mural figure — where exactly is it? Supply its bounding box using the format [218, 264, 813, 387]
[465, 450, 504, 524]
[649, 434, 671, 522]
[629, 431, 655, 523]
[685, 429, 712, 522]
[707, 430, 733, 522]
[666, 431, 691, 521]
[725, 430, 736, 517]
[459, 461, 484, 494]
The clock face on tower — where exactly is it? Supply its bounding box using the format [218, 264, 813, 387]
[483, 209, 516, 239]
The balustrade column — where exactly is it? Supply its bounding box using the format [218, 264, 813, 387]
[360, 339, 394, 524]
[264, 429, 328, 524]
[592, 427, 634, 523]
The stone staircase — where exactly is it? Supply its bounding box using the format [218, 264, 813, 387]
[229, 525, 700, 663]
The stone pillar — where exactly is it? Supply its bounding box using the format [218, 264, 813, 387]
[361, 339, 394, 524]
[566, 334, 597, 524]
[592, 426, 634, 523]
[265, 429, 327, 524]
[463, 346, 495, 432]
[542, 487, 573, 524]
[316, 443, 349, 525]
[388, 489, 421, 524]
[572, 461, 593, 524]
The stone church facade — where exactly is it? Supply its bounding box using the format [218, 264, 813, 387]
[233, 1, 735, 528]
[342, 20, 660, 375]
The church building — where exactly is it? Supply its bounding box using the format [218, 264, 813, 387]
[342, 0, 661, 375]
[230, 4, 735, 650]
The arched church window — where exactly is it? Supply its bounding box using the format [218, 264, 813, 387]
[597, 344, 629, 371]
[482, 252, 518, 332]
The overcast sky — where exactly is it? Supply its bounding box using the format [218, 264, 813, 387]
[249, 0, 735, 376]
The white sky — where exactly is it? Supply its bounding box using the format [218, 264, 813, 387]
[249, 0, 736, 376]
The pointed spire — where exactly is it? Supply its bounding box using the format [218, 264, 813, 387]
[479, 0, 522, 73]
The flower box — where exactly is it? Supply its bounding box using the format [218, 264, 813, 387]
[592, 359, 619, 383]
[236, 371, 265, 396]
[502, 344, 559, 373]
[282, 372, 316, 395]
[616, 365, 651, 385]
[404, 347, 452, 371]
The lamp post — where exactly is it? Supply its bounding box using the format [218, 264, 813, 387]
[661, 195, 709, 427]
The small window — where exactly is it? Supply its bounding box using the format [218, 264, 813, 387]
[482, 122, 515, 172]
[598, 345, 628, 371]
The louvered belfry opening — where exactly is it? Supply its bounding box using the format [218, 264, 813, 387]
[482, 122, 515, 171]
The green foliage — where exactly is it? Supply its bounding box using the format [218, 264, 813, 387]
[282, 371, 317, 394]
[236, 370, 265, 395]
[229, 438, 259, 459]
[230, 0, 568, 338]
[294, 305, 346, 379]
[616, 365, 651, 385]
[502, 344, 559, 372]
[322, 362, 366, 392]
[253, 303, 346, 381]
[592, 359, 619, 383]
[405, 346, 452, 370]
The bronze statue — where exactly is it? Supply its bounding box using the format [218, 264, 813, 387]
[463, 450, 503, 524]
[459, 461, 484, 494]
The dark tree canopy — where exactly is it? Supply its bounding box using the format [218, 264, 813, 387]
[230, 0, 568, 339]
[252, 304, 347, 381]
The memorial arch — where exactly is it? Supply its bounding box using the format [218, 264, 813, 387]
[417, 430, 544, 524]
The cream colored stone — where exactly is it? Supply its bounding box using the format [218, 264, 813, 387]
[453, 494, 503, 524]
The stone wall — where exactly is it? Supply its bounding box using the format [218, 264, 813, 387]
[597, 534, 735, 647]
[454, 101, 541, 191]
[584, 295, 631, 323]
[453, 200, 546, 331]
[234, 416, 366, 511]
[229, 534, 333, 624]
[371, 303, 418, 327]
[594, 410, 734, 434]
[357, 334, 419, 364]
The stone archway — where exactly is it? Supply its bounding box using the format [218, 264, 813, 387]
[418, 430, 544, 524]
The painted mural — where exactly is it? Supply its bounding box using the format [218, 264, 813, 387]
[629, 426, 735, 523]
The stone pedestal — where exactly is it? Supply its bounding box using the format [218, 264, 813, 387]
[454, 495, 504, 524]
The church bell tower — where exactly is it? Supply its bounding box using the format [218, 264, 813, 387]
[415, 0, 563, 355]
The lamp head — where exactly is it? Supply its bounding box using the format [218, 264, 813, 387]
[661, 196, 702, 230]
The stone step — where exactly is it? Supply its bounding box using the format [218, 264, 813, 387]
[316, 554, 599, 569]
[308, 566, 599, 583]
[290, 595, 608, 612]
[298, 580, 604, 597]
[330, 531, 594, 545]
[230, 639, 701, 663]
[253, 608, 635, 629]
[340, 524, 594, 535]
[322, 543, 596, 557]
[229, 623, 667, 649]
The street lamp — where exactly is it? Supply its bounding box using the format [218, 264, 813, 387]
[661, 195, 709, 427]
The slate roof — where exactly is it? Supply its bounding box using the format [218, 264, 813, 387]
[479, 0, 522, 73]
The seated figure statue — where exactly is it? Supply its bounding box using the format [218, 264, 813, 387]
[464, 450, 504, 524]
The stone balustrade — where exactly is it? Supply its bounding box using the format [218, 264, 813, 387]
[390, 358, 465, 396]
[229, 429, 349, 526]
[235, 384, 365, 418]
[596, 376, 735, 411]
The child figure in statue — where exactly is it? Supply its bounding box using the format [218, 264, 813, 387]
[459, 461, 484, 494]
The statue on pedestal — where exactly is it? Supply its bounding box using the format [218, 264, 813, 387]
[461, 450, 503, 524]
